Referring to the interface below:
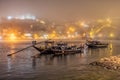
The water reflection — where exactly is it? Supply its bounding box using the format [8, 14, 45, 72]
[2, 41, 120, 80]
[32, 52, 86, 68]
[32, 57, 36, 69]
[7, 57, 12, 72]
[109, 43, 113, 56]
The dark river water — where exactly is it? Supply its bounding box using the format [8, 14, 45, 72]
[0, 40, 120, 80]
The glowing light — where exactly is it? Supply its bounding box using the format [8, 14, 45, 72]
[9, 33, 17, 41]
[109, 43, 113, 55]
[80, 22, 89, 27]
[83, 33, 86, 37]
[14, 15, 36, 20]
[110, 33, 114, 38]
[69, 27, 75, 32]
[106, 18, 112, 24]
[71, 35, 75, 38]
[43, 34, 48, 39]
[20, 16, 25, 20]
[68, 34, 71, 38]
[50, 34, 56, 38]
[80, 22, 85, 26]
[34, 34, 39, 39]
[89, 30, 94, 39]
[84, 24, 89, 27]
[40, 20, 45, 24]
[24, 33, 32, 37]
[7, 16, 13, 20]
[0, 36, 2, 40]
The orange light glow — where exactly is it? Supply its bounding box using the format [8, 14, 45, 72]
[34, 34, 39, 39]
[9, 33, 17, 41]
[69, 27, 75, 32]
[110, 33, 114, 38]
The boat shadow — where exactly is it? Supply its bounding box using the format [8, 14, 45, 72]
[32, 52, 84, 68]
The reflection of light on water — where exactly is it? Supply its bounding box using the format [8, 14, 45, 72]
[32, 57, 36, 69]
[10, 44, 15, 49]
[78, 47, 88, 64]
[109, 43, 113, 55]
[7, 44, 16, 72]
[7, 57, 12, 72]
[83, 45, 88, 55]
[10, 44, 16, 56]
[10, 50, 15, 54]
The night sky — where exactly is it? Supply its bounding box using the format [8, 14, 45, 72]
[0, 0, 120, 21]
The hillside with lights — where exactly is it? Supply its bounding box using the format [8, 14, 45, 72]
[0, 15, 120, 41]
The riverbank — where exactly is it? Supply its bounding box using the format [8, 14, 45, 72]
[90, 55, 120, 70]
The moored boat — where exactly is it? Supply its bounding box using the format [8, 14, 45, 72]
[32, 40, 83, 55]
[86, 40, 109, 48]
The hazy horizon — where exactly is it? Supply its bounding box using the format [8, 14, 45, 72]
[0, 0, 120, 21]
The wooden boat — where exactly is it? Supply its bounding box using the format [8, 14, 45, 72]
[32, 40, 55, 54]
[86, 40, 108, 48]
[32, 40, 83, 55]
[50, 46, 82, 54]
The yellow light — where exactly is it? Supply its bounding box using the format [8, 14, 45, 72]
[69, 27, 75, 32]
[110, 33, 114, 38]
[49, 33, 56, 39]
[109, 43, 113, 55]
[80, 22, 85, 26]
[83, 33, 86, 37]
[34, 34, 39, 39]
[106, 18, 112, 23]
[51, 34, 55, 37]
[89, 31, 94, 39]
[40, 20, 45, 24]
[9, 33, 17, 41]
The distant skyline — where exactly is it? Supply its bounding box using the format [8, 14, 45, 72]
[0, 0, 120, 21]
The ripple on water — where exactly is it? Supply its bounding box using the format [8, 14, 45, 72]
[0, 41, 120, 80]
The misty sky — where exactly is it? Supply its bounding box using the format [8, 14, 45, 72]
[0, 0, 120, 21]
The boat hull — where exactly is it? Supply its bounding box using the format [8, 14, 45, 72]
[87, 44, 108, 48]
[33, 45, 82, 55]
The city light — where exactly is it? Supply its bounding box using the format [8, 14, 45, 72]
[43, 34, 49, 39]
[0, 36, 2, 40]
[34, 34, 39, 39]
[80, 22, 85, 26]
[106, 18, 112, 24]
[89, 31, 94, 39]
[40, 20, 46, 24]
[0, 16, 119, 40]
[109, 33, 114, 38]
[9, 33, 17, 41]
[7, 15, 36, 20]
[69, 27, 75, 32]
[0, 1, 120, 80]
[24, 33, 32, 37]
[7, 16, 13, 20]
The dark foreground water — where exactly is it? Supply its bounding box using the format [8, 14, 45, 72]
[0, 40, 120, 80]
